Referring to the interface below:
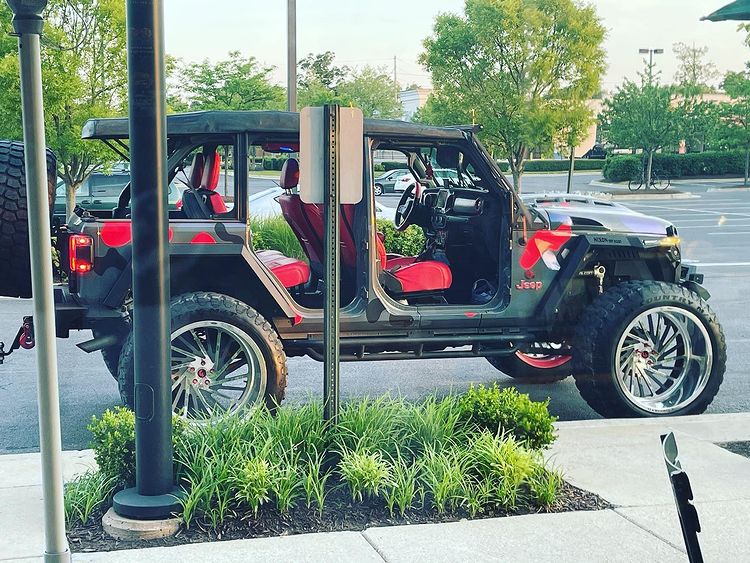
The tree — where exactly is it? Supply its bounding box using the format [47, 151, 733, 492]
[297, 52, 402, 119]
[673, 43, 718, 93]
[418, 0, 606, 191]
[600, 64, 681, 186]
[0, 0, 127, 215]
[720, 70, 750, 186]
[172, 51, 285, 111]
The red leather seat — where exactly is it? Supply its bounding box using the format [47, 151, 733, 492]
[201, 150, 228, 213]
[375, 236, 452, 293]
[256, 250, 310, 288]
[277, 158, 451, 294]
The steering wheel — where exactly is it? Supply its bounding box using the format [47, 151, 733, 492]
[394, 183, 417, 231]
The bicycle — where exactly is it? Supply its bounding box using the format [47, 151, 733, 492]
[628, 171, 671, 191]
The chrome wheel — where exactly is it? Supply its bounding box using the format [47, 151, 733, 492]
[614, 306, 713, 415]
[170, 320, 267, 418]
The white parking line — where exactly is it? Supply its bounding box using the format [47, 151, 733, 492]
[708, 231, 750, 235]
[687, 262, 750, 267]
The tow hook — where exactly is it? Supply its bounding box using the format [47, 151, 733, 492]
[0, 316, 34, 365]
[578, 264, 607, 294]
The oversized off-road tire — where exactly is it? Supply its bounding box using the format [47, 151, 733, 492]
[117, 292, 287, 417]
[0, 141, 57, 298]
[486, 344, 572, 384]
[572, 281, 726, 418]
[92, 318, 131, 380]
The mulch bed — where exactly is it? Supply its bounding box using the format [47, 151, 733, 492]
[68, 482, 610, 553]
[717, 441, 750, 459]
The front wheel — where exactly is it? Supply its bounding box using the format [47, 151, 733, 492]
[117, 292, 287, 417]
[374, 183, 383, 196]
[572, 281, 726, 418]
[628, 178, 643, 191]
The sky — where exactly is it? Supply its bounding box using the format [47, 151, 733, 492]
[163, 0, 749, 93]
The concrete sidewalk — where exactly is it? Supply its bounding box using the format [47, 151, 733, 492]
[4, 413, 750, 562]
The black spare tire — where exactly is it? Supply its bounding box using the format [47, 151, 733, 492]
[0, 140, 57, 298]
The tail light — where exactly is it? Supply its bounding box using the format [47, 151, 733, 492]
[69, 234, 94, 274]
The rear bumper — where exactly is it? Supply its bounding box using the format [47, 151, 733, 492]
[53, 284, 86, 337]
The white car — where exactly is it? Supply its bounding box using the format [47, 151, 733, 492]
[249, 187, 396, 222]
[393, 168, 459, 192]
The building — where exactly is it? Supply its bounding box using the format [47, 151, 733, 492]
[398, 88, 432, 121]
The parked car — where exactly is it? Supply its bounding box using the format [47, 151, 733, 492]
[53, 172, 183, 223]
[374, 168, 410, 195]
[249, 186, 396, 222]
[393, 168, 459, 192]
[581, 144, 607, 159]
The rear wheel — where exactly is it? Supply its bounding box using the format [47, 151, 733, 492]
[117, 292, 287, 417]
[572, 281, 726, 418]
[374, 183, 383, 196]
[0, 141, 57, 298]
[486, 342, 572, 383]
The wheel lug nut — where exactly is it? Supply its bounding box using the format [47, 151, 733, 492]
[192, 378, 198, 385]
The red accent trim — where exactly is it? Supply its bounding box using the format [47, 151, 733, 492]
[515, 352, 572, 369]
[519, 223, 572, 270]
[190, 232, 217, 244]
[293, 314, 303, 326]
[464, 312, 478, 318]
[100, 222, 132, 247]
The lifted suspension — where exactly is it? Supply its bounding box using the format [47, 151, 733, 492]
[0, 316, 34, 364]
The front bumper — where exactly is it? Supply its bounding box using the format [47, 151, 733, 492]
[680, 263, 710, 300]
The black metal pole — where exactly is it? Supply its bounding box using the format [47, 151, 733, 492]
[113, 0, 179, 519]
[322, 104, 340, 423]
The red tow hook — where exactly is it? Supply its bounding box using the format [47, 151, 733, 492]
[0, 316, 34, 364]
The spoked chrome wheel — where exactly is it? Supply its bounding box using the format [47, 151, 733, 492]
[614, 306, 713, 415]
[170, 320, 267, 418]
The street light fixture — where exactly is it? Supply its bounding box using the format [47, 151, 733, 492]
[639, 48, 664, 68]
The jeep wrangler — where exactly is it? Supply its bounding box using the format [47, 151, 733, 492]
[0, 111, 726, 418]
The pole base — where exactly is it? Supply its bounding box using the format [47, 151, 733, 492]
[112, 486, 182, 520]
[102, 507, 181, 541]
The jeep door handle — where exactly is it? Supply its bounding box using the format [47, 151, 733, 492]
[80, 200, 91, 204]
[93, 200, 102, 204]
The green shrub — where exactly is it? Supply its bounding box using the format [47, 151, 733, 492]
[381, 160, 407, 171]
[457, 384, 556, 450]
[405, 396, 468, 454]
[603, 150, 748, 182]
[88, 407, 187, 488]
[63, 470, 117, 527]
[377, 219, 426, 256]
[420, 446, 471, 513]
[235, 457, 274, 515]
[250, 216, 306, 261]
[330, 395, 409, 457]
[339, 449, 392, 502]
[373, 163, 385, 172]
[494, 159, 604, 173]
[384, 451, 422, 516]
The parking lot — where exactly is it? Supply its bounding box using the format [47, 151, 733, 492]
[1, 178, 749, 453]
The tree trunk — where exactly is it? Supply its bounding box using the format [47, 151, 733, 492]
[645, 151, 654, 189]
[66, 183, 79, 218]
[566, 143, 575, 194]
[745, 147, 749, 187]
[511, 169, 522, 192]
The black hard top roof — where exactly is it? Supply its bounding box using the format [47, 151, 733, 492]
[81, 110, 469, 141]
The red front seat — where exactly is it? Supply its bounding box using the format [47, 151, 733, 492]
[376, 236, 452, 293]
[256, 249, 310, 289]
[200, 150, 228, 214]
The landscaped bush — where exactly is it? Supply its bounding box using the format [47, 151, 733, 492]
[457, 384, 557, 450]
[377, 219, 426, 256]
[381, 160, 407, 171]
[495, 159, 605, 173]
[68, 392, 561, 529]
[250, 216, 306, 261]
[602, 150, 747, 182]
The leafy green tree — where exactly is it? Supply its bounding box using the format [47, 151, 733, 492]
[173, 51, 284, 111]
[297, 53, 402, 119]
[418, 0, 606, 191]
[673, 42, 718, 93]
[0, 0, 127, 215]
[600, 64, 681, 186]
[720, 70, 750, 186]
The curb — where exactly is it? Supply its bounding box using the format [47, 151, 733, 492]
[588, 181, 698, 200]
[707, 186, 750, 192]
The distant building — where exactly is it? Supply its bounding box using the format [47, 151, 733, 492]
[399, 88, 432, 121]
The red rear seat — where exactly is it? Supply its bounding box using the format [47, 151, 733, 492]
[256, 250, 309, 288]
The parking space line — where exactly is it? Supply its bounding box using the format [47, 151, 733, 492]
[708, 231, 750, 235]
[687, 262, 750, 267]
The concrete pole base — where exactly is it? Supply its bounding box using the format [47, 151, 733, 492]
[102, 507, 181, 541]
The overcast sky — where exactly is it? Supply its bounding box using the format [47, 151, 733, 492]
[163, 0, 748, 92]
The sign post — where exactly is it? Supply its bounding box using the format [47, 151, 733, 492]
[112, 0, 180, 519]
[300, 105, 363, 422]
[7, 1, 71, 559]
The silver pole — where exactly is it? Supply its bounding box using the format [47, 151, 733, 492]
[287, 0, 297, 112]
[11, 3, 71, 561]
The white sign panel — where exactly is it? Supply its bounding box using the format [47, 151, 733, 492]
[299, 105, 363, 204]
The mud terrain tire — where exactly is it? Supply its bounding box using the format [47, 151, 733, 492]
[117, 292, 287, 414]
[0, 141, 57, 298]
[572, 281, 726, 418]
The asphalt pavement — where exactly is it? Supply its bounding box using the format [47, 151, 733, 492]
[1, 173, 749, 453]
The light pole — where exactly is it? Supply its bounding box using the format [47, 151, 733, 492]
[287, 0, 297, 112]
[6, 1, 70, 560]
[638, 48, 664, 82]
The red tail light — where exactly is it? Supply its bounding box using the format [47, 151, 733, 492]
[69, 234, 94, 274]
